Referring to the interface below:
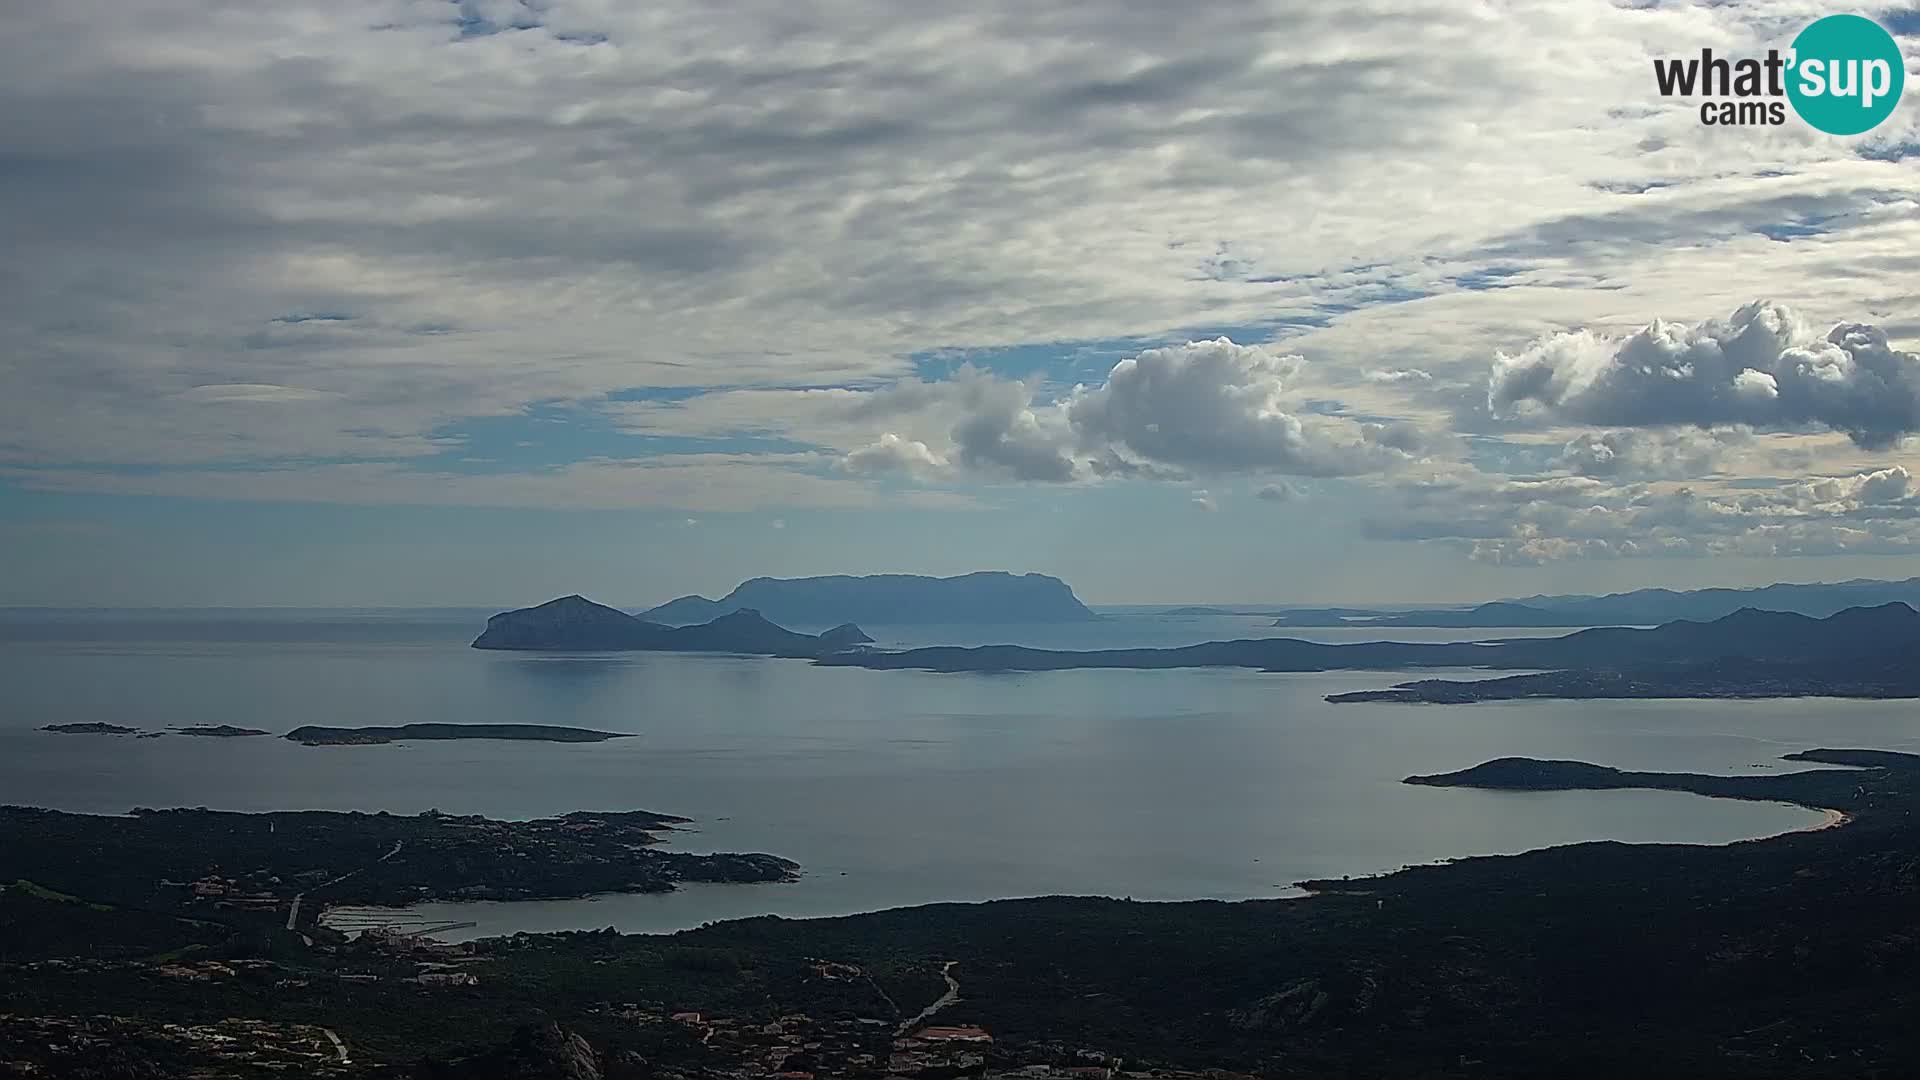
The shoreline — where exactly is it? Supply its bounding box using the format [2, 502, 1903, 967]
[1801, 806, 1852, 832]
[378, 790, 1840, 943]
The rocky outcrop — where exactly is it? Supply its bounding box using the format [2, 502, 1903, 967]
[471, 596, 869, 657]
[471, 595, 671, 651]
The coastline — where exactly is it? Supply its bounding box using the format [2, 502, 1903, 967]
[377, 787, 1837, 943]
[1802, 806, 1852, 832]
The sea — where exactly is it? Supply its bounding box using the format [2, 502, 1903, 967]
[4, 605, 1914, 941]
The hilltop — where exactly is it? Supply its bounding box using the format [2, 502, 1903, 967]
[470, 595, 872, 656]
[825, 603, 1920, 701]
[1327, 603, 1920, 704]
[640, 571, 1097, 626]
[1273, 575, 1920, 628]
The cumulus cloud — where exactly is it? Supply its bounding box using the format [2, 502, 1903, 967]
[843, 433, 950, 476]
[1066, 339, 1419, 476]
[834, 370, 1077, 482]
[1490, 303, 1920, 449]
[823, 339, 1434, 484]
[1255, 482, 1299, 502]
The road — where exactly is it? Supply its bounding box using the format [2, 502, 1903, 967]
[895, 961, 960, 1036]
[319, 1027, 349, 1065]
[286, 839, 404, 932]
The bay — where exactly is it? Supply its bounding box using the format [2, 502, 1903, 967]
[2, 607, 1907, 940]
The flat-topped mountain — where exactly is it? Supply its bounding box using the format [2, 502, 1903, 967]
[640, 571, 1097, 626]
[471, 595, 871, 656]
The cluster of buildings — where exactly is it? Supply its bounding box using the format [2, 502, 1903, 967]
[0, 1013, 353, 1076]
[603, 1005, 1253, 1080]
[179, 871, 297, 911]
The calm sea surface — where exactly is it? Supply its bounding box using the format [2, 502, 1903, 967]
[3, 607, 1914, 939]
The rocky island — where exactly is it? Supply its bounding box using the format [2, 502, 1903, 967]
[39, 722, 141, 735]
[174, 724, 271, 737]
[641, 570, 1099, 625]
[471, 594, 873, 655]
[286, 723, 635, 746]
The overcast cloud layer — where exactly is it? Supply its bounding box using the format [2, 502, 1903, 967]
[3, 0, 1919, 590]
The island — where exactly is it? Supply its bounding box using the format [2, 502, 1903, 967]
[285, 723, 635, 746]
[640, 571, 1099, 626]
[1401, 748, 1897, 804]
[39, 722, 140, 735]
[173, 724, 271, 737]
[470, 594, 873, 656]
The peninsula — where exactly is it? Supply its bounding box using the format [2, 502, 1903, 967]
[1327, 656, 1920, 704]
[471, 594, 872, 655]
[640, 571, 1099, 626]
[0, 804, 797, 922]
[285, 723, 635, 746]
[826, 603, 1920, 703]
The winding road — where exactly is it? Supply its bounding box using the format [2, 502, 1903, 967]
[286, 840, 404, 932]
[895, 961, 960, 1036]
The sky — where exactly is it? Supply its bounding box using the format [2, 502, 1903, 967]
[3, 1, 1919, 608]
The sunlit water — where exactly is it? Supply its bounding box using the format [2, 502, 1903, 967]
[3, 607, 1912, 939]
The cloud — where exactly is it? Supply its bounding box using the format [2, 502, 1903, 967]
[1557, 428, 1745, 479]
[2, 0, 1918, 533]
[1255, 482, 1299, 502]
[1490, 302, 1920, 449]
[172, 384, 342, 404]
[1369, 465, 1920, 564]
[843, 433, 949, 476]
[1, 455, 979, 513]
[1065, 339, 1419, 476]
[1364, 368, 1433, 384]
[820, 340, 1433, 484]
[1190, 490, 1218, 512]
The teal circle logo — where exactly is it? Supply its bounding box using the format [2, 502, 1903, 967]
[1786, 15, 1904, 135]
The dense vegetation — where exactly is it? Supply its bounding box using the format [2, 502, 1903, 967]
[5, 749, 1918, 1076]
[0, 805, 795, 916]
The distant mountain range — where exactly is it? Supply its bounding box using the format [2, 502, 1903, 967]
[1271, 576, 1920, 628]
[470, 595, 872, 656]
[822, 603, 1920, 687]
[640, 572, 1098, 626]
